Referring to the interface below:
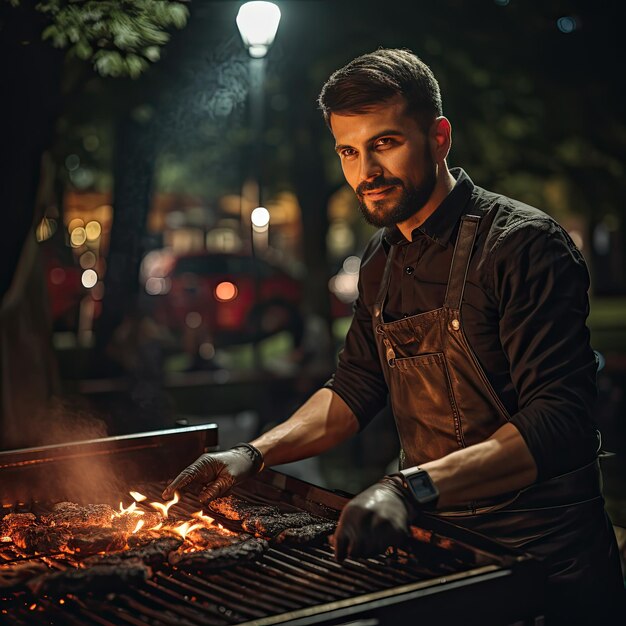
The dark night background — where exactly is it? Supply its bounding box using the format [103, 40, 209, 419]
[1, 0, 625, 543]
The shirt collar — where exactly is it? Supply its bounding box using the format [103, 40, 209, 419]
[383, 168, 474, 247]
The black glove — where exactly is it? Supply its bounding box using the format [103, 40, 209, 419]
[332, 476, 413, 562]
[162, 443, 264, 502]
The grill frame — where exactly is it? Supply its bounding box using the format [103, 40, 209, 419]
[1, 426, 546, 625]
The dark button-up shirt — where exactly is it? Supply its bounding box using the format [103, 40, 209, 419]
[325, 168, 599, 480]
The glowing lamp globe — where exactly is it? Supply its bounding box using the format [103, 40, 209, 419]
[236, 2, 281, 58]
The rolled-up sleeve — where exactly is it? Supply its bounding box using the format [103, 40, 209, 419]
[492, 218, 599, 480]
[324, 242, 389, 430]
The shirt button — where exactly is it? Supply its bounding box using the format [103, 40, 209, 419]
[404, 266, 414, 275]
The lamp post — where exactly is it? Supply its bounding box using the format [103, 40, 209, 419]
[236, 1, 281, 211]
[236, 2, 281, 366]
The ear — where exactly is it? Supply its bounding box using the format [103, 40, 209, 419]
[430, 116, 452, 163]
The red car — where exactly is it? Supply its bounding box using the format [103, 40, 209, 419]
[157, 252, 304, 346]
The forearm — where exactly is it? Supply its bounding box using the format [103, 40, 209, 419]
[250, 388, 360, 466]
[419, 422, 538, 508]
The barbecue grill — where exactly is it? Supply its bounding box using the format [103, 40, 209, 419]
[0, 425, 546, 625]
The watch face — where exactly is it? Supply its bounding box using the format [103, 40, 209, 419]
[406, 470, 438, 504]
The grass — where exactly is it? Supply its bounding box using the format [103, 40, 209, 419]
[589, 298, 626, 354]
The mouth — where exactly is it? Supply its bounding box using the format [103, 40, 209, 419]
[362, 186, 395, 201]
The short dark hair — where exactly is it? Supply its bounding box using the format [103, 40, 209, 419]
[318, 48, 443, 132]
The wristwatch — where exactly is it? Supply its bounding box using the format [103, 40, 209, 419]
[390, 467, 439, 508]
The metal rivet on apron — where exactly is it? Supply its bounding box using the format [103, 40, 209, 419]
[451, 319, 460, 331]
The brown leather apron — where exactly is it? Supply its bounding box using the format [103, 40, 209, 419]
[373, 214, 623, 622]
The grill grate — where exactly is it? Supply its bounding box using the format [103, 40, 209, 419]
[0, 479, 516, 625]
[1, 431, 546, 626]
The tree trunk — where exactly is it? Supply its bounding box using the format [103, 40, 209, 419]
[95, 113, 158, 368]
[287, 79, 336, 364]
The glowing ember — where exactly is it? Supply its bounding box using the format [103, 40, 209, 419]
[129, 491, 147, 502]
[132, 519, 145, 534]
[1, 536, 11, 542]
[150, 492, 179, 518]
[192, 511, 214, 526]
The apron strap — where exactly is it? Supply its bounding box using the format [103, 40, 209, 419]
[373, 241, 397, 321]
[444, 214, 481, 311]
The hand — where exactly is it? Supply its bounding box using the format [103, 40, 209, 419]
[162, 443, 264, 502]
[332, 476, 413, 561]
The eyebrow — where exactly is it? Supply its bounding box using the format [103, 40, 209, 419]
[334, 128, 405, 153]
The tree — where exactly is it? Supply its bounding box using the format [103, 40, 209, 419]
[0, 0, 189, 448]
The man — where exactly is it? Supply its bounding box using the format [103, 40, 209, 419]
[164, 49, 623, 623]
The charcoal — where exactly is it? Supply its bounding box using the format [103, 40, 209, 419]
[274, 522, 336, 545]
[42, 502, 116, 529]
[28, 557, 152, 595]
[242, 511, 322, 537]
[0, 561, 49, 590]
[69, 527, 127, 554]
[10, 526, 72, 554]
[82, 537, 183, 568]
[168, 536, 268, 569]
[185, 526, 243, 549]
[0, 513, 37, 537]
[207, 495, 279, 521]
[126, 529, 178, 548]
[111, 511, 162, 533]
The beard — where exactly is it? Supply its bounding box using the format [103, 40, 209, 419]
[356, 150, 437, 229]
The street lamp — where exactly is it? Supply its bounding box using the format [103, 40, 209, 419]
[236, 2, 281, 59]
[236, 3, 281, 367]
[235, 1, 281, 218]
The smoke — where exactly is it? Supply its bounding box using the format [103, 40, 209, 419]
[29, 394, 108, 446]
[0, 395, 128, 506]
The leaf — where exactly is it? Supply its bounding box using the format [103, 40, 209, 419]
[125, 53, 148, 79]
[93, 50, 124, 77]
[167, 3, 189, 29]
[74, 40, 93, 61]
[67, 26, 80, 44]
[143, 46, 160, 62]
[43, 24, 67, 48]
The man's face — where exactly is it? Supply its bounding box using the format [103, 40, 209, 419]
[330, 96, 436, 228]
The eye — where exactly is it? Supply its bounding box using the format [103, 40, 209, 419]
[374, 137, 394, 150]
[339, 148, 357, 160]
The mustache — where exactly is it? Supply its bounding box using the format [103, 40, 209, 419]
[356, 176, 403, 195]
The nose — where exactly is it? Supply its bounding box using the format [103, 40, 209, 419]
[359, 151, 383, 184]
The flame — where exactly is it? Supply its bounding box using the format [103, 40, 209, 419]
[149, 492, 179, 518]
[191, 511, 214, 526]
[173, 521, 203, 540]
[150, 522, 163, 531]
[119, 501, 136, 515]
[116, 501, 144, 517]
[130, 491, 147, 502]
[132, 519, 145, 534]
[1, 536, 11, 542]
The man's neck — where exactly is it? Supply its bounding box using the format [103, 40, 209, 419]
[396, 165, 456, 242]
